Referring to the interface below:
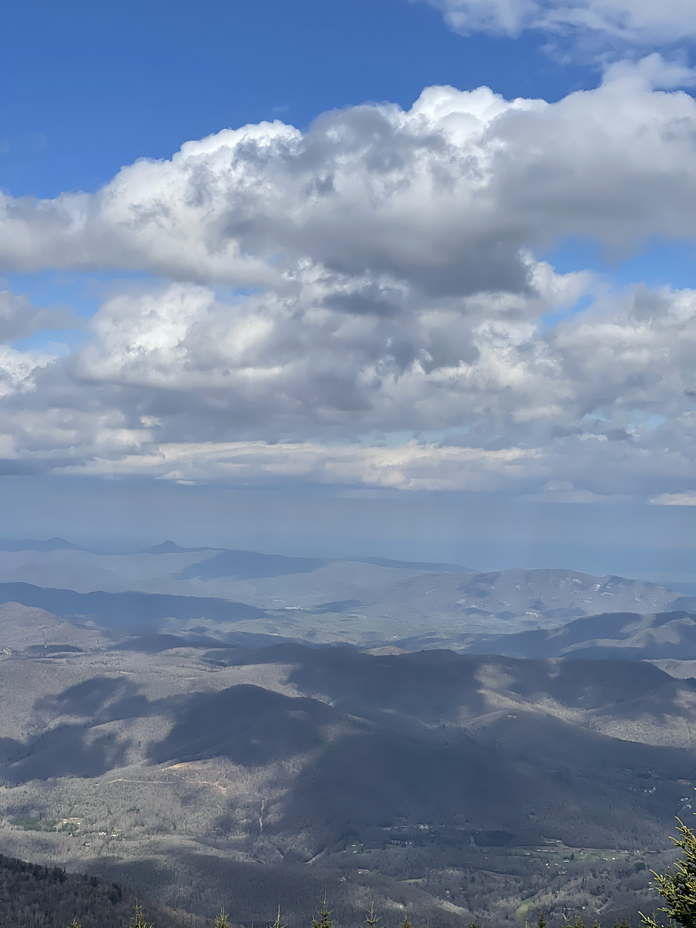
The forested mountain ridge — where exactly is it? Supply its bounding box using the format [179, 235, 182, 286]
[0, 853, 205, 928]
[0, 539, 690, 646]
[3, 542, 696, 925]
[464, 610, 696, 660]
[0, 625, 693, 925]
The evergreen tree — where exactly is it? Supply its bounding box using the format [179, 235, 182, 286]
[269, 908, 286, 928]
[401, 915, 413, 928]
[537, 913, 546, 928]
[642, 818, 696, 928]
[130, 903, 153, 928]
[216, 909, 231, 928]
[312, 898, 334, 928]
[365, 904, 380, 928]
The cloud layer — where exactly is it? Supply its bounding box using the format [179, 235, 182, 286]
[418, 0, 696, 44]
[3, 70, 696, 500]
[4, 70, 696, 288]
[4, 275, 696, 499]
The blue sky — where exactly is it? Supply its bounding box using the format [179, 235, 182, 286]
[3, 0, 696, 575]
[2, 0, 590, 198]
[4, 0, 694, 303]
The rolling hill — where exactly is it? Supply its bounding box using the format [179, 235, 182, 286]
[0, 627, 693, 924]
[465, 610, 696, 660]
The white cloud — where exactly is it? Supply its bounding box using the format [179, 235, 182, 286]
[417, 0, 696, 45]
[54, 439, 541, 492]
[1, 274, 696, 500]
[650, 492, 696, 506]
[3, 77, 696, 499]
[601, 54, 696, 90]
[0, 346, 52, 400]
[3, 72, 696, 294]
[67, 267, 588, 443]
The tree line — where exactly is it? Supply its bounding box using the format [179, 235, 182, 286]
[11, 816, 696, 928]
[64, 815, 696, 928]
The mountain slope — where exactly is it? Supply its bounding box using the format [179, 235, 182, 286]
[0, 539, 693, 645]
[465, 610, 696, 660]
[0, 538, 82, 553]
[0, 852, 205, 928]
[0, 602, 111, 652]
[0, 640, 691, 924]
[0, 582, 267, 631]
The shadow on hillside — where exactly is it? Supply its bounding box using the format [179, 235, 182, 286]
[1, 672, 345, 784]
[202, 644, 696, 727]
[149, 684, 338, 767]
[6, 647, 696, 794]
[0, 725, 129, 783]
[273, 713, 696, 849]
[36, 676, 149, 721]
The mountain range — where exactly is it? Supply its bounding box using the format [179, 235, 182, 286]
[0, 539, 694, 647]
[0, 599, 692, 924]
[3, 539, 696, 923]
[466, 610, 696, 661]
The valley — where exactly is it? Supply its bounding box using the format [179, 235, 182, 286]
[0, 615, 690, 922]
[2, 541, 696, 924]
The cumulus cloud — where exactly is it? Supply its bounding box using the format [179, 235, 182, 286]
[3, 76, 696, 500]
[417, 0, 696, 45]
[0, 291, 77, 405]
[68, 261, 593, 440]
[0, 273, 695, 500]
[4, 70, 696, 294]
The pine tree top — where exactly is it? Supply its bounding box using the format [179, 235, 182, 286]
[643, 817, 696, 928]
[312, 898, 334, 928]
[130, 904, 154, 928]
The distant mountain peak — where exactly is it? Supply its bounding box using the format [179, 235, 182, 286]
[142, 540, 216, 554]
[0, 537, 81, 552]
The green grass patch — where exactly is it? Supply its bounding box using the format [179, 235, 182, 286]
[9, 817, 56, 832]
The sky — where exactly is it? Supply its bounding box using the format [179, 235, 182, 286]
[3, 0, 696, 576]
